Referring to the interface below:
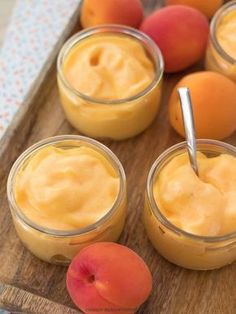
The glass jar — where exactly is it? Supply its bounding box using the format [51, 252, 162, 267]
[57, 25, 164, 140]
[205, 1, 236, 81]
[7, 135, 127, 265]
[144, 139, 236, 270]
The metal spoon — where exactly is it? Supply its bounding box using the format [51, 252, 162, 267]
[177, 87, 199, 176]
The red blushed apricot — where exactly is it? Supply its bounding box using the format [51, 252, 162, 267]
[140, 5, 209, 73]
[80, 0, 143, 29]
[66, 242, 152, 314]
[165, 0, 223, 19]
[168, 72, 236, 140]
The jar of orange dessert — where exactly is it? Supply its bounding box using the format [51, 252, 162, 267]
[205, 1, 236, 81]
[57, 25, 164, 140]
[7, 135, 126, 265]
[144, 139, 236, 270]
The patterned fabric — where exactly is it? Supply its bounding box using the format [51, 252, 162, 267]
[0, 0, 80, 139]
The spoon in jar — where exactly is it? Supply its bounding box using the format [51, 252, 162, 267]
[177, 87, 199, 176]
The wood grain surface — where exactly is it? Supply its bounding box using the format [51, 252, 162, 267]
[0, 59, 236, 313]
[0, 1, 236, 314]
[0, 283, 80, 314]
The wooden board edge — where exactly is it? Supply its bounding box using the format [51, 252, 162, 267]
[0, 282, 81, 314]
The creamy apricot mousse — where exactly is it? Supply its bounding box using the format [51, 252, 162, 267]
[63, 35, 154, 101]
[217, 9, 236, 62]
[155, 152, 236, 236]
[57, 25, 163, 140]
[7, 136, 126, 264]
[144, 142, 236, 270]
[205, 2, 236, 81]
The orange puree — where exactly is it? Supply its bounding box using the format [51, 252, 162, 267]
[154, 152, 236, 236]
[57, 30, 163, 140]
[63, 34, 155, 100]
[205, 4, 236, 81]
[14, 146, 120, 230]
[217, 9, 236, 60]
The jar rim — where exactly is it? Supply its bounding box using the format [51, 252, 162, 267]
[7, 135, 126, 237]
[146, 139, 236, 243]
[57, 24, 164, 105]
[210, 0, 236, 65]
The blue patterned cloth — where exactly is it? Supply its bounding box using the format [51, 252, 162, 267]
[0, 0, 80, 139]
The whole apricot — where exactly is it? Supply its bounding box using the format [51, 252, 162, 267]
[165, 0, 223, 19]
[81, 0, 143, 29]
[168, 72, 236, 140]
[67, 242, 152, 314]
[140, 5, 209, 73]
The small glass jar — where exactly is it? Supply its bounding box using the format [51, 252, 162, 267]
[7, 135, 127, 265]
[57, 25, 164, 140]
[205, 1, 236, 81]
[144, 139, 236, 270]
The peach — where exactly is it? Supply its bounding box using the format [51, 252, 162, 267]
[140, 6, 209, 73]
[66, 242, 152, 314]
[80, 0, 143, 29]
[165, 0, 223, 19]
[168, 71, 236, 140]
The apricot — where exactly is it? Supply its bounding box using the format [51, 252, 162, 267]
[140, 6, 209, 73]
[80, 0, 143, 29]
[165, 0, 223, 19]
[67, 242, 152, 314]
[168, 71, 236, 140]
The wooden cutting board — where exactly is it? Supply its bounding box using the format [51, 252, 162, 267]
[0, 1, 236, 313]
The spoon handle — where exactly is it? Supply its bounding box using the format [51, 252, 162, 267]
[178, 87, 199, 176]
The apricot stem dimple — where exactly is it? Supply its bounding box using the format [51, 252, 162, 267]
[87, 274, 95, 283]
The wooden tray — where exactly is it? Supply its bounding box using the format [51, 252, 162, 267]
[1, 2, 236, 314]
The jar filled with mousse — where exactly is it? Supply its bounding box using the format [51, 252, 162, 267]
[57, 25, 164, 140]
[7, 135, 126, 265]
[205, 1, 236, 81]
[144, 140, 236, 270]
